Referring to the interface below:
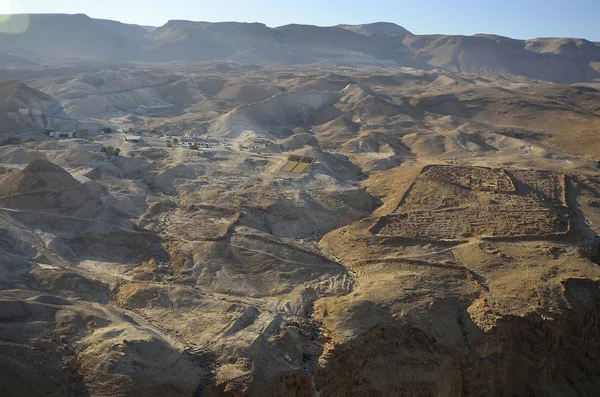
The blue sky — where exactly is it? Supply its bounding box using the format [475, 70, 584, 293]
[2, 0, 600, 41]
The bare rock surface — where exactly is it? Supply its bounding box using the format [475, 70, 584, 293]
[0, 51, 600, 397]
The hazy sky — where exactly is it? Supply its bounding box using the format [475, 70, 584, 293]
[2, 0, 599, 41]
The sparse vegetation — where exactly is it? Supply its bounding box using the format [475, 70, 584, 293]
[74, 129, 88, 138]
[20, 137, 36, 144]
[100, 145, 121, 156]
[0, 136, 15, 146]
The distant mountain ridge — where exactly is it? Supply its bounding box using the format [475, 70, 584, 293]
[0, 14, 599, 83]
[0, 14, 145, 61]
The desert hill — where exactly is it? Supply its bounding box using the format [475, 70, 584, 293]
[207, 83, 416, 141]
[0, 79, 55, 106]
[525, 37, 600, 59]
[0, 159, 78, 196]
[337, 22, 413, 36]
[144, 20, 283, 63]
[207, 89, 344, 138]
[407, 82, 600, 158]
[93, 18, 149, 41]
[34, 68, 179, 119]
[0, 14, 599, 83]
[217, 84, 284, 104]
[0, 145, 47, 164]
[0, 14, 144, 60]
[0, 51, 39, 67]
[1, 15, 600, 395]
[402, 34, 600, 83]
[0, 80, 60, 134]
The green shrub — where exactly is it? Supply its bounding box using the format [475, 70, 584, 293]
[100, 145, 121, 156]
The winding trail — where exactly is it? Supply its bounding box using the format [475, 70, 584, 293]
[178, 237, 342, 271]
[0, 207, 149, 235]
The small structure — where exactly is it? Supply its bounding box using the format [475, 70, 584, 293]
[19, 109, 43, 116]
[49, 131, 74, 138]
[280, 156, 315, 174]
[239, 137, 274, 151]
[122, 135, 143, 143]
[251, 138, 273, 148]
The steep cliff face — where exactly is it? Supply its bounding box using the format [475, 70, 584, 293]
[309, 278, 600, 397]
[302, 164, 600, 397]
[199, 272, 600, 397]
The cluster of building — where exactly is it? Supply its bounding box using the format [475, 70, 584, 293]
[166, 131, 185, 138]
[176, 134, 232, 149]
[180, 140, 218, 148]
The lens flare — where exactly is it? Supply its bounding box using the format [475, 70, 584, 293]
[0, 0, 29, 34]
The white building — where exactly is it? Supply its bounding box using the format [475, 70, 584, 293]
[19, 109, 43, 116]
[49, 131, 74, 138]
[122, 135, 143, 143]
